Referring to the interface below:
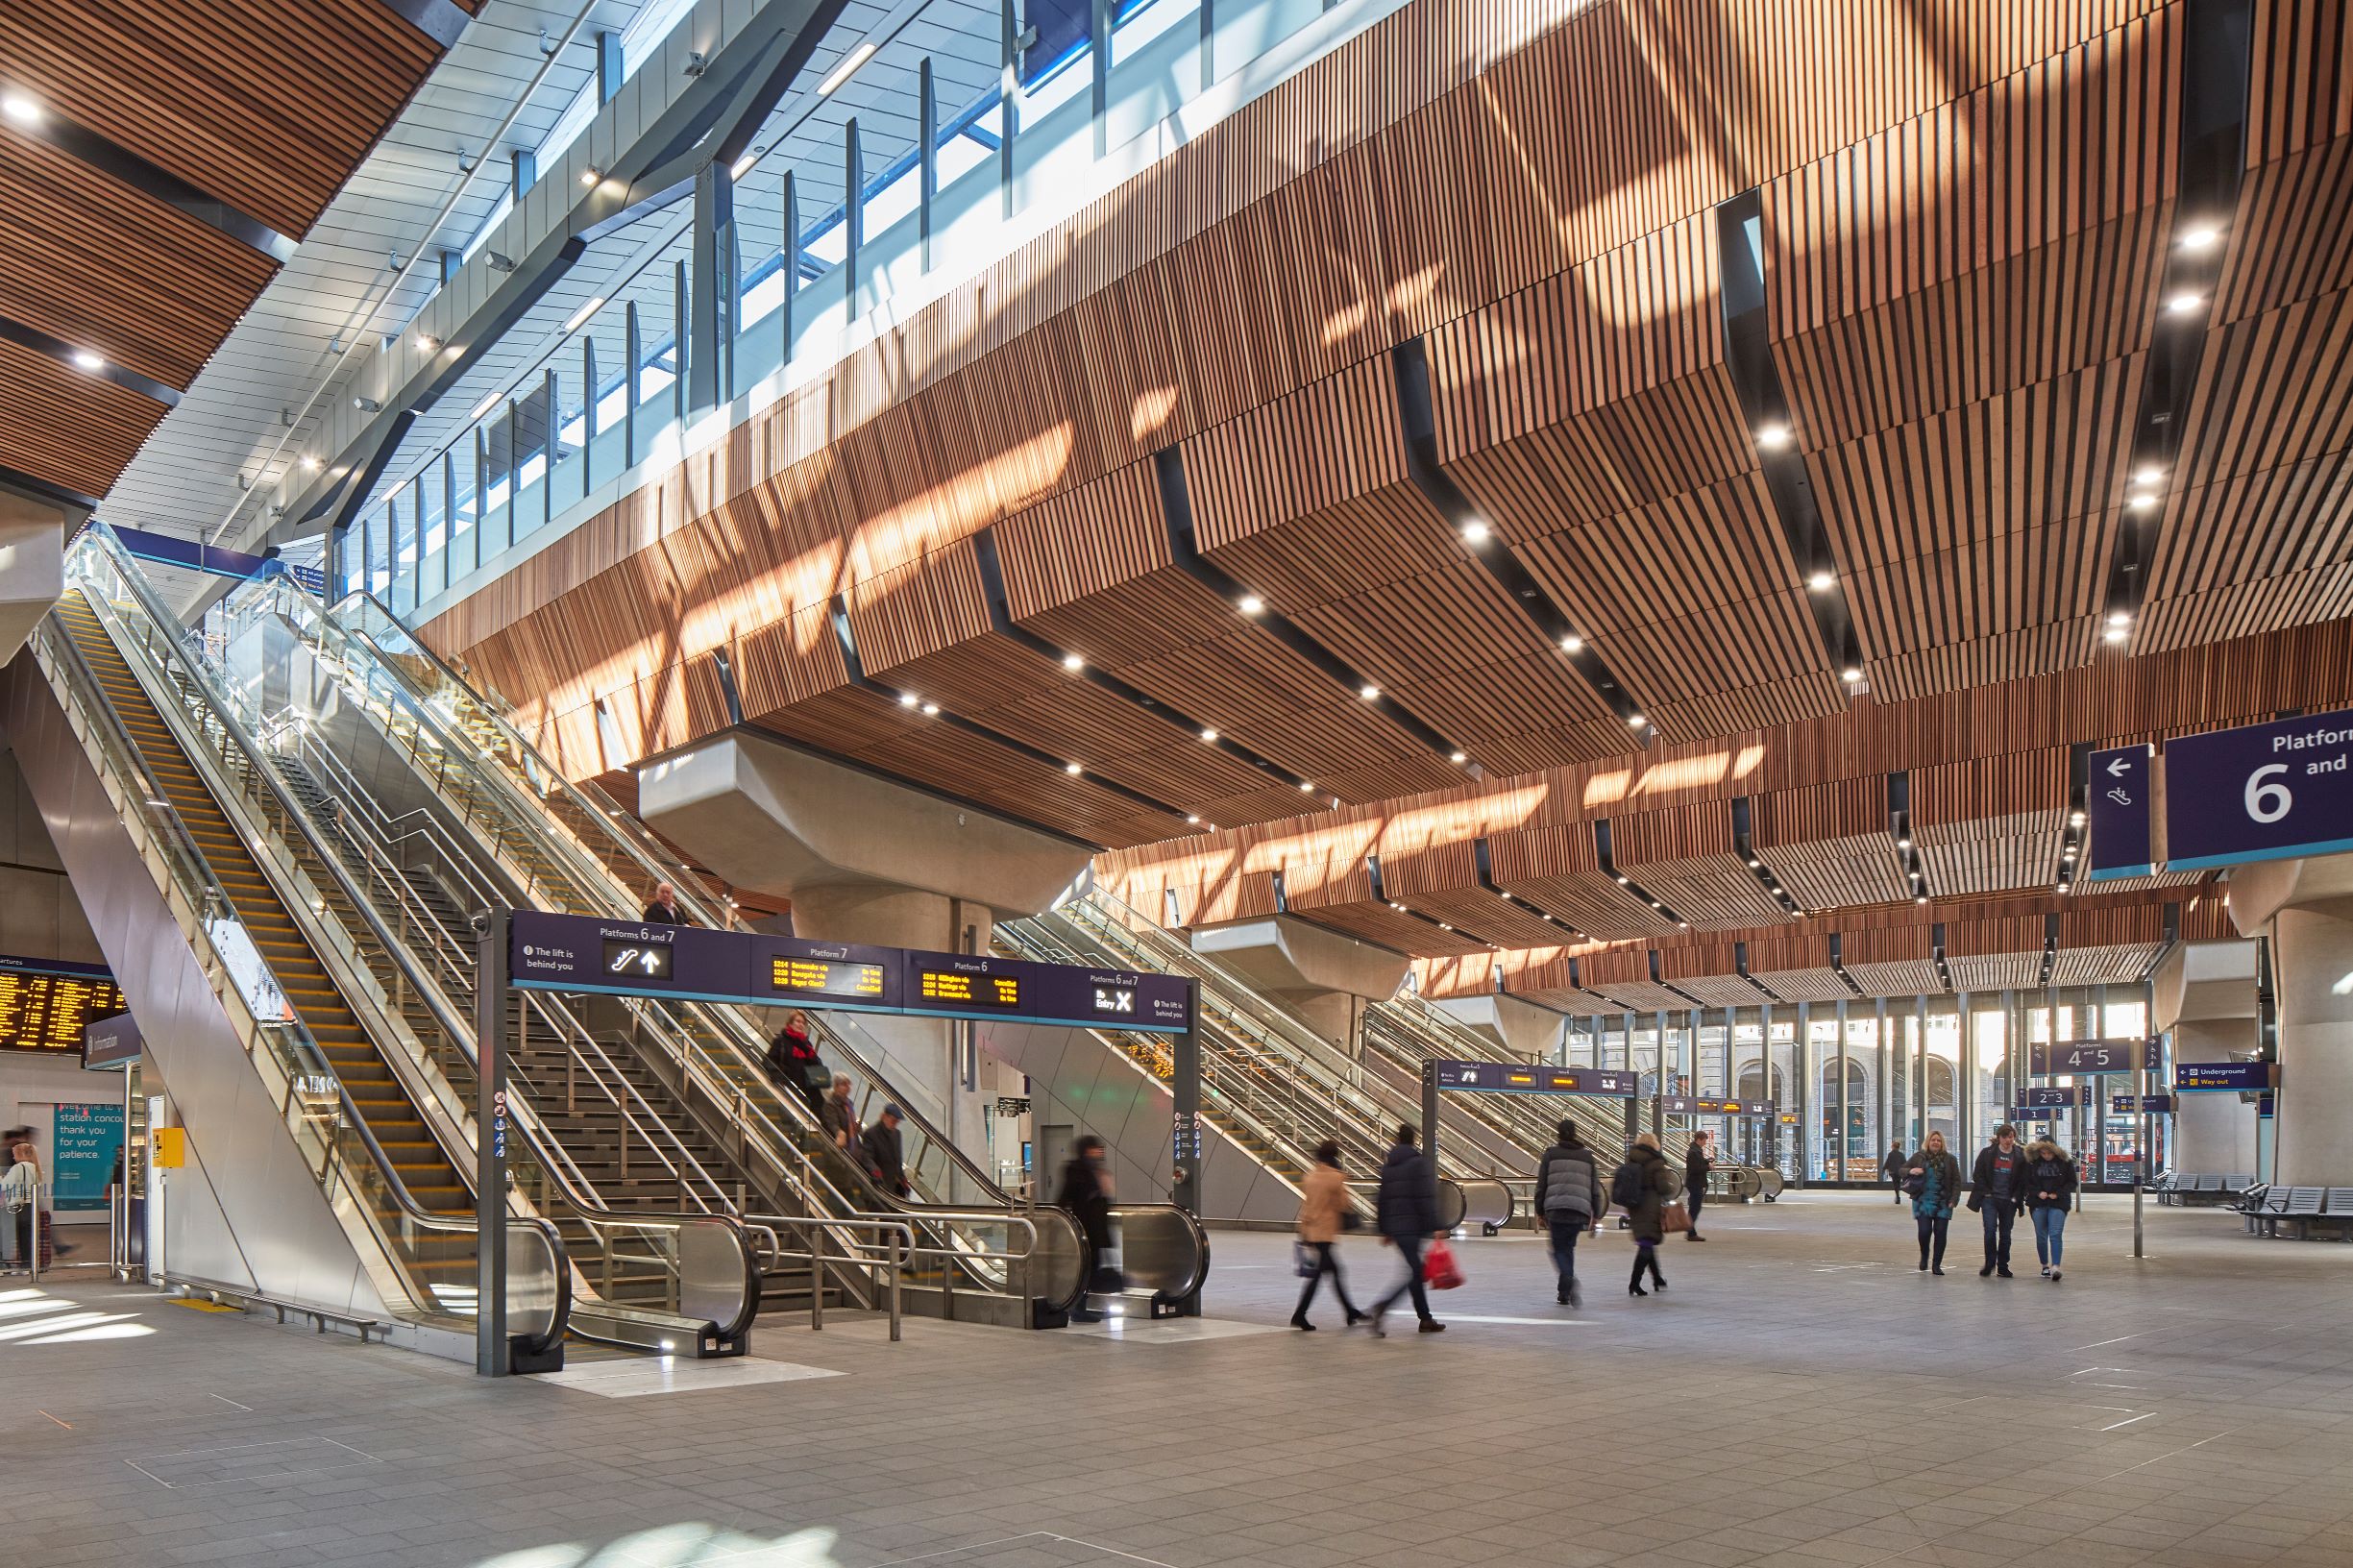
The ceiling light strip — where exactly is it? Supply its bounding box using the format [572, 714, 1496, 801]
[824, 596, 1191, 833]
[2099, 2, 2254, 637]
[1365, 855, 1511, 950]
[969, 527, 1311, 792]
[1155, 448, 1474, 771]
[0, 314, 181, 406]
[1594, 819, 1690, 928]
[1712, 190, 1867, 688]
[1729, 796, 1805, 917]
[1887, 772, 1933, 904]
[1387, 339, 1649, 736]
[1473, 835, 1582, 938]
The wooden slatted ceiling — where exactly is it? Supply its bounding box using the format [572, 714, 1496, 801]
[0, 0, 447, 239]
[1752, 777, 1911, 911]
[1485, 822, 1680, 939]
[0, 130, 279, 390]
[1609, 800, 1793, 930]
[1301, 902, 1490, 958]
[1912, 749, 2070, 895]
[0, 338, 164, 499]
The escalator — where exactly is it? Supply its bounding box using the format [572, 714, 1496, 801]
[997, 901, 1515, 1230]
[52, 534, 762, 1358]
[190, 541, 1204, 1327]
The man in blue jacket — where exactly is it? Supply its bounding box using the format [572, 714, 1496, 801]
[1366, 1124, 1446, 1336]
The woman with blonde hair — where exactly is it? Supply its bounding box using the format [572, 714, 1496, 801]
[1613, 1132, 1673, 1297]
[1906, 1130, 1962, 1275]
[2022, 1137, 2078, 1280]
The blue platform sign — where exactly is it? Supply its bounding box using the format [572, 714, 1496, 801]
[2109, 1094, 2173, 1114]
[2086, 745, 2155, 879]
[2175, 1060, 2273, 1092]
[1432, 1061, 1639, 1097]
[2020, 1085, 2086, 1109]
[2164, 708, 2353, 870]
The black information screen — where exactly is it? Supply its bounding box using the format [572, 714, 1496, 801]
[918, 967, 1022, 1011]
[601, 939, 674, 981]
[0, 970, 131, 1055]
[769, 956, 887, 1001]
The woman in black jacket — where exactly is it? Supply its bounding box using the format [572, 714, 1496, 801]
[1056, 1135, 1115, 1323]
[1907, 1131, 1963, 1275]
[2023, 1139, 2078, 1281]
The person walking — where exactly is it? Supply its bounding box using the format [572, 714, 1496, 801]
[1880, 1139, 1909, 1204]
[1056, 1135, 1115, 1323]
[1908, 1131, 1962, 1274]
[861, 1105, 910, 1198]
[1683, 1130, 1714, 1241]
[1969, 1124, 2028, 1278]
[2023, 1137, 2078, 1280]
[3, 1140, 39, 1276]
[1533, 1119, 1603, 1306]
[1291, 1140, 1364, 1330]
[1366, 1124, 1445, 1336]
[1615, 1133, 1673, 1297]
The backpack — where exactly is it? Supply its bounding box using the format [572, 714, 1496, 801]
[1609, 1158, 1648, 1211]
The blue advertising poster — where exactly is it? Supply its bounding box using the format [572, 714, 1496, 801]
[2086, 745, 2155, 879]
[2164, 709, 2353, 870]
[51, 1101, 123, 1213]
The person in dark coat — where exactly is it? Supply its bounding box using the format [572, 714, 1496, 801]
[1968, 1124, 2029, 1278]
[2022, 1137, 2078, 1280]
[1880, 1140, 1909, 1204]
[1683, 1130, 1714, 1241]
[1534, 1118, 1603, 1306]
[861, 1105, 909, 1198]
[641, 880, 686, 924]
[1366, 1124, 1445, 1336]
[819, 1073, 861, 1151]
[1619, 1134, 1673, 1296]
[1056, 1135, 1115, 1323]
[1909, 1131, 1963, 1275]
[764, 1010, 828, 1116]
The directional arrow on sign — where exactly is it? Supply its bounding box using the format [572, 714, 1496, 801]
[2107, 755, 2132, 777]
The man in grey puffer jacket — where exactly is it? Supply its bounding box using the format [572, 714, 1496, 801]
[1534, 1118, 1605, 1307]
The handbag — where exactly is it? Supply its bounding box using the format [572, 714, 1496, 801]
[1422, 1237, 1465, 1290]
[1293, 1241, 1321, 1279]
[1658, 1201, 1690, 1235]
[1902, 1172, 1927, 1198]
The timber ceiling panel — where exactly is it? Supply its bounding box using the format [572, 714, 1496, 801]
[0, 338, 161, 499]
[1912, 750, 2070, 896]
[1487, 822, 1680, 940]
[1610, 800, 1794, 931]
[1745, 966, 1855, 1004]
[1752, 777, 1910, 912]
[1300, 902, 1490, 959]
[1659, 942, 1773, 1007]
[0, 0, 446, 238]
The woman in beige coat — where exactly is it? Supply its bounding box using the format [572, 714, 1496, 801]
[1292, 1140, 1365, 1330]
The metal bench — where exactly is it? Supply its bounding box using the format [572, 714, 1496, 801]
[2272, 1187, 2329, 1239]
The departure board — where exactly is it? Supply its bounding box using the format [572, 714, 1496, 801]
[917, 967, 1023, 1010]
[0, 965, 129, 1055]
[769, 955, 887, 1000]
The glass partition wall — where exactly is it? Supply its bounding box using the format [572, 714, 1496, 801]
[1542, 986, 2156, 1188]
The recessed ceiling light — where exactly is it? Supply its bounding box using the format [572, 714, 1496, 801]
[1298, 779, 1314, 792]
[2108, 610, 2131, 627]
[2104, 625, 2129, 644]
[2166, 292, 2203, 315]
[920, 701, 939, 716]
[1915, 895, 1928, 905]
[2070, 810, 2085, 826]
[2126, 493, 2159, 511]
[2134, 465, 2166, 485]
[1, 92, 38, 126]
[1460, 519, 1490, 545]
[897, 692, 918, 707]
[1498, 889, 1511, 898]
[1627, 713, 1647, 727]
[301, 454, 321, 472]
[1560, 634, 1583, 652]
[1064, 761, 1083, 775]
[1186, 814, 1200, 824]
[1199, 727, 1218, 743]
[1359, 684, 1380, 700]
[70, 349, 104, 372]
[1238, 594, 1264, 616]
[2058, 881, 2072, 894]
[1747, 858, 1759, 868]
[1438, 922, 1452, 931]
[1755, 423, 1793, 451]
[1449, 749, 1467, 764]
[1614, 875, 1629, 885]
[1061, 652, 1084, 672]
[1840, 667, 1862, 684]
[1897, 836, 1911, 849]
[2179, 226, 2219, 252]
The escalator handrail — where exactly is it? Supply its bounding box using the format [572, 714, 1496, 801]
[77, 528, 745, 1324]
[36, 592, 571, 1344]
[279, 584, 1038, 1230]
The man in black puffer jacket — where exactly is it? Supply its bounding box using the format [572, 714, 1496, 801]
[1366, 1124, 1445, 1336]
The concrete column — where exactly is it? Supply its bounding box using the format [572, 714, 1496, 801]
[2268, 906, 2353, 1186]
[1188, 917, 1405, 1054]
